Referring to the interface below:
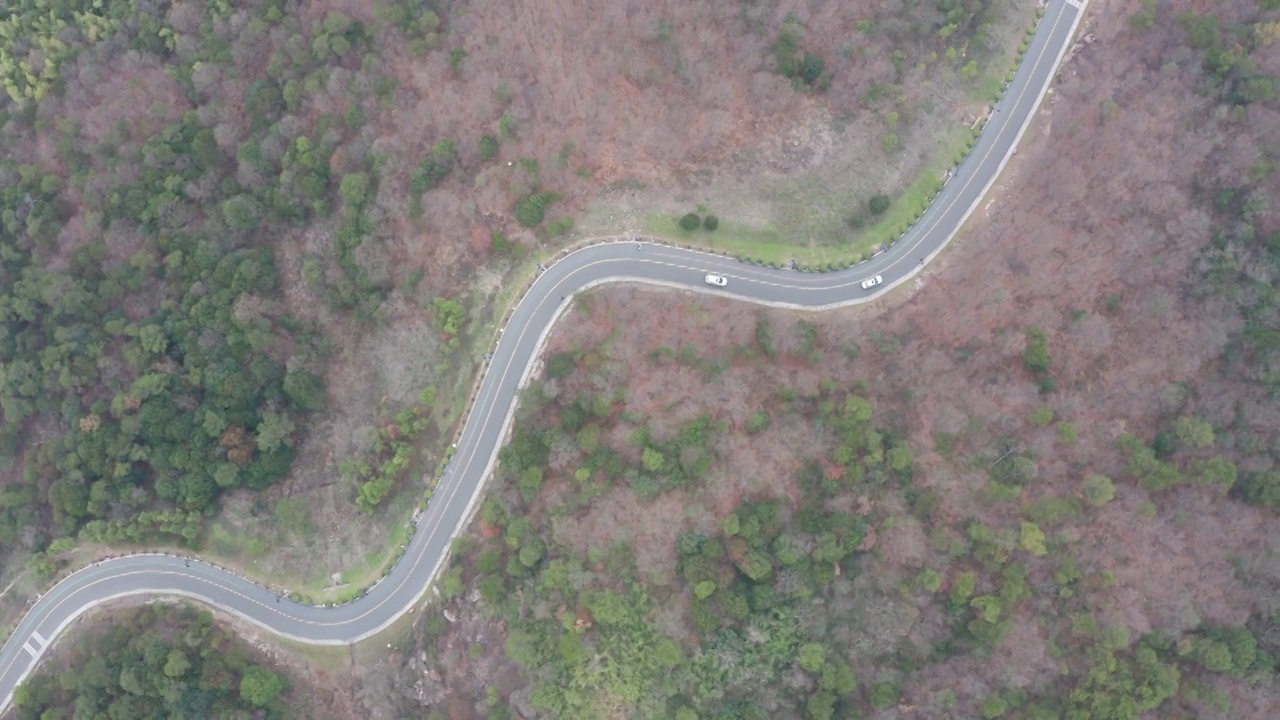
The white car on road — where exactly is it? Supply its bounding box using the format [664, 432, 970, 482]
[860, 275, 883, 290]
[704, 274, 728, 287]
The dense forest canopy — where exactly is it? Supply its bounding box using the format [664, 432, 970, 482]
[428, 349, 1275, 719]
[12, 604, 293, 719]
[0, 0, 450, 560]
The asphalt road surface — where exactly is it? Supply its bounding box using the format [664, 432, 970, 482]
[0, 0, 1087, 710]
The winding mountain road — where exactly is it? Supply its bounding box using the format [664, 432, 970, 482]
[0, 0, 1087, 710]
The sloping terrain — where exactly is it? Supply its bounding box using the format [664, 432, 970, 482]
[350, 0, 1279, 717]
[0, 0, 1036, 618]
[7, 0, 1279, 718]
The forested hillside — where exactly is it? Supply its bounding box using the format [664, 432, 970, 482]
[0, 0, 420, 566]
[11, 604, 298, 719]
[0, 0, 1041, 617]
[12, 0, 1276, 718]
[354, 0, 1279, 717]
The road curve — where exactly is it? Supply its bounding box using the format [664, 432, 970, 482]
[0, 0, 1087, 710]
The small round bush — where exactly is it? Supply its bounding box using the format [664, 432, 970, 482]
[868, 194, 891, 215]
[515, 196, 546, 227]
[679, 213, 701, 231]
[703, 215, 719, 231]
[478, 134, 499, 161]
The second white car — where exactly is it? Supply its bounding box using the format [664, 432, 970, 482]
[860, 275, 883, 290]
[704, 274, 728, 287]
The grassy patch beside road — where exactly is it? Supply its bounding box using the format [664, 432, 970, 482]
[643, 123, 975, 268]
[629, 3, 1045, 270]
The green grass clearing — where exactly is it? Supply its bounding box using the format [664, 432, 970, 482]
[642, 123, 976, 269]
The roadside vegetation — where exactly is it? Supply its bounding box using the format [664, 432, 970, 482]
[379, 282, 1274, 719]
[649, 120, 981, 270]
[0, 0, 1049, 621]
[0, 0, 513, 627]
[619, 0, 1044, 266]
[351, 1, 1279, 716]
[13, 604, 299, 719]
[4, 0, 1278, 716]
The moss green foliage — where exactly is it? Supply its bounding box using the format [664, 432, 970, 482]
[478, 134, 500, 161]
[545, 352, 577, 380]
[1173, 9, 1279, 515]
[0, 146, 325, 549]
[1178, 10, 1276, 105]
[447, 314, 1280, 719]
[12, 604, 291, 718]
[1030, 404, 1054, 427]
[1237, 470, 1279, 509]
[1023, 326, 1051, 373]
[1056, 634, 1182, 718]
[1055, 421, 1078, 443]
[1128, 0, 1159, 30]
[1018, 521, 1047, 556]
[980, 694, 1009, 718]
[274, 496, 316, 537]
[516, 192, 561, 228]
[542, 351, 578, 379]
[449, 47, 467, 71]
[376, 0, 443, 48]
[1117, 425, 1239, 496]
[678, 213, 701, 231]
[343, 401, 433, 511]
[1172, 415, 1215, 449]
[490, 230, 512, 255]
[934, 0, 998, 43]
[499, 112, 517, 140]
[1081, 473, 1116, 507]
[239, 665, 288, 707]
[546, 216, 575, 237]
[827, 392, 914, 484]
[410, 139, 457, 195]
[0, 0, 475, 566]
[745, 410, 772, 434]
[870, 681, 900, 709]
[310, 12, 370, 62]
[340, 172, 371, 207]
[0, 0, 124, 105]
[703, 215, 720, 231]
[221, 194, 265, 232]
[446, 386, 935, 717]
[431, 297, 466, 337]
[772, 21, 831, 90]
